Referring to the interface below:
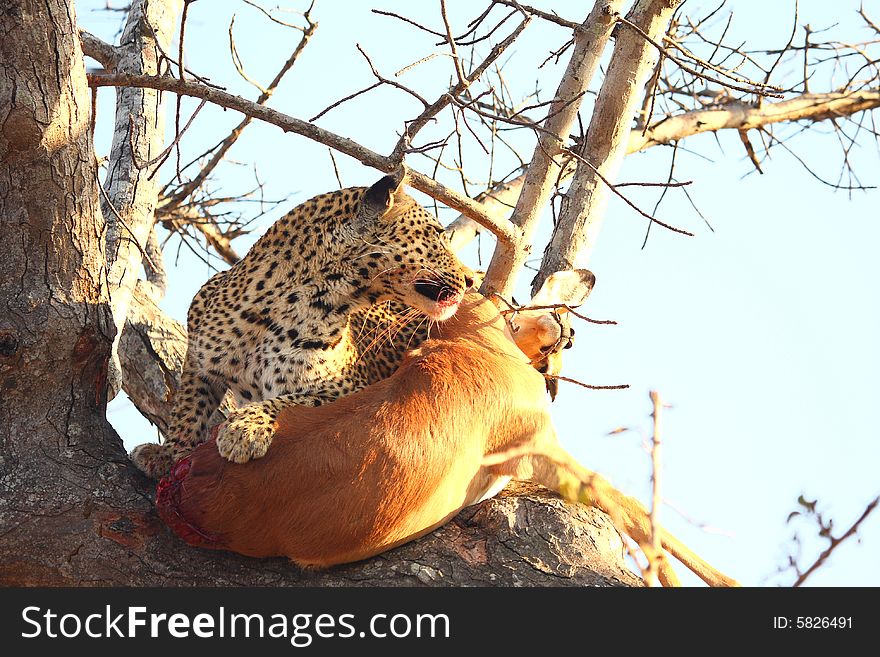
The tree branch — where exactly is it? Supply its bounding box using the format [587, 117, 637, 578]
[389, 14, 531, 161]
[449, 87, 880, 255]
[162, 4, 318, 211]
[792, 496, 880, 587]
[157, 203, 242, 265]
[87, 72, 520, 245]
[629, 89, 880, 152]
[532, 0, 683, 293]
[141, 227, 167, 301]
[78, 28, 119, 70]
[481, 0, 626, 298]
[101, 0, 183, 401]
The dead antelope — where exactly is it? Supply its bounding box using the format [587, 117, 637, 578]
[156, 277, 738, 587]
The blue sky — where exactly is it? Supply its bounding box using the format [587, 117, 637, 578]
[82, 0, 879, 586]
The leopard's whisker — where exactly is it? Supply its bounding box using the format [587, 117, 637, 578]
[356, 307, 422, 361]
[368, 264, 406, 285]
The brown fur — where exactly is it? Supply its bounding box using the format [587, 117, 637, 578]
[158, 292, 738, 586]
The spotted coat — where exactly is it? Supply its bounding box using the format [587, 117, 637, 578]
[131, 170, 472, 478]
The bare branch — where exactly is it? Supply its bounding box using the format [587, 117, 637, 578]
[490, 0, 584, 32]
[793, 496, 879, 587]
[88, 72, 520, 245]
[561, 146, 693, 236]
[439, 0, 469, 89]
[390, 15, 531, 162]
[141, 226, 167, 301]
[157, 204, 242, 265]
[229, 14, 269, 95]
[306, 42, 431, 120]
[738, 128, 763, 173]
[163, 3, 317, 210]
[545, 375, 629, 391]
[617, 14, 784, 97]
[242, 0, 310, 30]
[646, 390, 664, 588]
[630, 89, 880, 152]
[860, 3, 880, 36]
[78, 28, 119, 70]
[101, 0, 183, 401]
[482, 0, 626, 298]
[450, 88, 880, 256]
[533, 0, 685, 293]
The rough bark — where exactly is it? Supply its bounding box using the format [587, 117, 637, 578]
[0, 1, 640, 587]
[102, 0, 182, 400]
[0, 0, 121, 581]
[533, 0, 683, 291]
[120, 283, 234, 434]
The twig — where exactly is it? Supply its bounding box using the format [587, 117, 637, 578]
[371, 8, 446, 39]
[498, 302, 617, 325]
[561, 148, 694, 236]
[738, 129, 763, 173]
[327, 148, 343, 188]
[163, 4, 318, 209]
[545, 374, 629, 391]
[310, 44, 429, 121]
[646, 390, 664, 587]
[242, 0, 309, 30]
[440, 0, 469, 89]
[98, 178, 160, 276]
[616, 14, 784, 98]
[91, 71, 519, 244]
[390, 16, 531, 161]
[763, 0, 798, 86]
[792, 496, 879, 587]
[641, 139, 681, 248]
[229, 14, 269, 95]
[140, 98, 207, 178]
[490, 0, 584, 32]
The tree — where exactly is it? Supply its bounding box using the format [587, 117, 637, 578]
[1, 0, 877, 585]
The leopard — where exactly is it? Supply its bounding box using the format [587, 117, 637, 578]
[130, 168, 473, 479]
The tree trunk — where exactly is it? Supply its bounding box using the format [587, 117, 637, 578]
[0, 1, 640, 587]
[482, 0, 624, 298]
[534, 0, 683, 289]
[0, 0, 124, 582]
[102, 0, 182, 400]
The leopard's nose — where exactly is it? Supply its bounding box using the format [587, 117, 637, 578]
[437, 285, 459, 303]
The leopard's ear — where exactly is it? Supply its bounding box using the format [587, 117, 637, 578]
[357, 166, 408, 227]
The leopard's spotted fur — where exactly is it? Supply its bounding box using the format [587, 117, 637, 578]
[130, 170, 472, 478]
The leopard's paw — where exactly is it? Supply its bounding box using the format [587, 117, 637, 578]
[216, 405, 278, 464]
[130, 442, 175, 480]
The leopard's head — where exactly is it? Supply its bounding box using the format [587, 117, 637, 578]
[350, 168, 473, 321]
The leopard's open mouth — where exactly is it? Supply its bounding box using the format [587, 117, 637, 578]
[414, 280, 463, 321]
